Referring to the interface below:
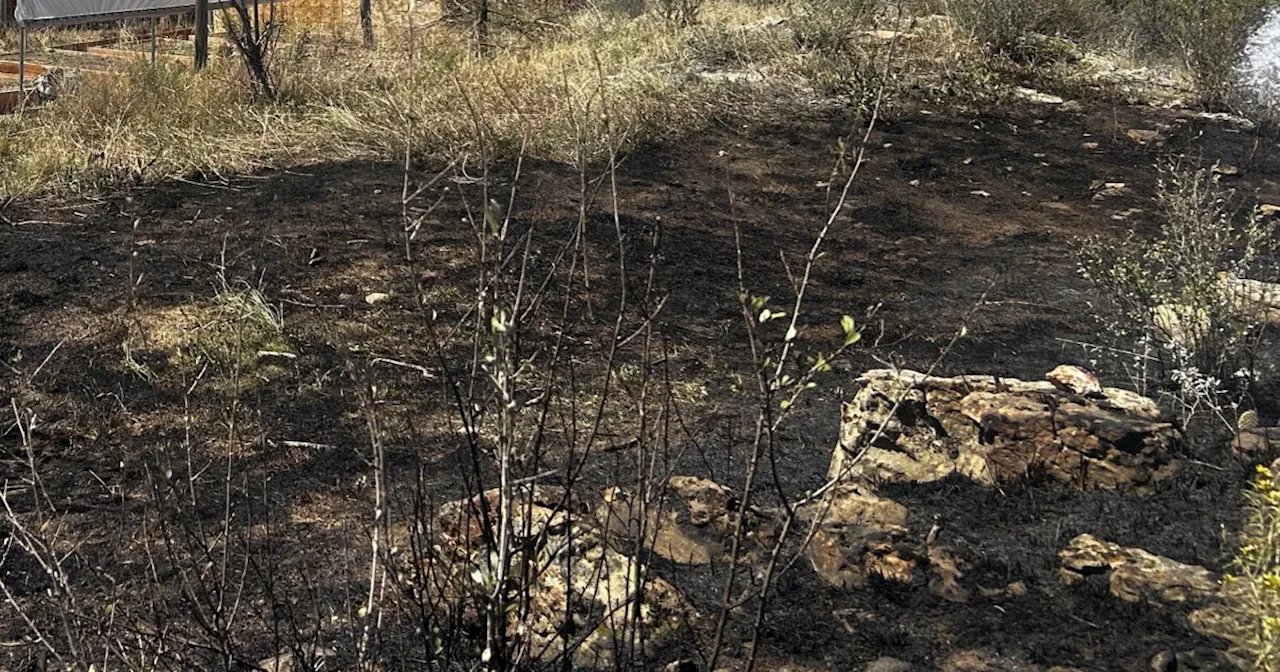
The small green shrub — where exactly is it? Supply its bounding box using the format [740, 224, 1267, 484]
[684, 22, 788, 69]
[946, 0, 1107, 62]
[1076, 164, 1272, 430]
[1155, 0, 1272, 107]
[946, 0, 1273, 104]
[1221, 464, 1280, 670]
[788, 0, 876, 57]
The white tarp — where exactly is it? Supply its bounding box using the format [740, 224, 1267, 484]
[15, 0, 231, 26]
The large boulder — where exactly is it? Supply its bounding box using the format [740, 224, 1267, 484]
[830, 368, 1178, 491]
[435, 485, 691, 670]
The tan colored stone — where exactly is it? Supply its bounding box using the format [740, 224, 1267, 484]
[808, 523, 920, 589]
[1233, 427, 1280, 455]
[1059, 534, 1217, 605]
[832, 369, 1177, 492]
[1046, 364, 1102, 396]
[927, 545, 971, 603]
[598, 476, 770, 566]
[436, 486, 691, 669]
[1127, 128, 1166, 145]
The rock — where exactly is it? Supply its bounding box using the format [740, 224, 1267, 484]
[1111, 207, 1144, 221]
[597, 476, 770, 565]
[802, 485, 971, 601]
[1232, 426, 1280, 455]
[436, 486, 691, 669]
[1152, 303, 1211, 349]
[1090, 181, 1129, 199]
[800, 485, 913, 588]
[364, 292, 391, 305]
[1046, 365, 1102, 396]
[1167, 648, 1240, 671]
[1260, 204, 1280, 217]
[748, 16, 786, 29]
[1193, 111, 1256, 130]
[1127, 128, 1166, 145]
[1059, 99, 1083, 113]
[1013, 87, 1065, 105]
[863, 29, 916, 43]
[1212, 163, 1241, 177]
[693, 69, 764, 84]
[1219, 272, 1280, 325]
[866, 656, 914, 672]
[807, 521, 920, 589]
[1059, 534, 1217, 605]
[943, 649, 1044, 671]
[830, 368, 1177, 491]
[1082, 141, 1100, 151]
[803, 483, 909, 528]
[927, 544, 971, 603]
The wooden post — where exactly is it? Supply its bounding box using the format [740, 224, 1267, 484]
[474, 0, 488, 53]
[360, 0, 373, 48]
[194, 0, 209, 69]
[17, 27, 24, 111]
[150, 16, 157, 63]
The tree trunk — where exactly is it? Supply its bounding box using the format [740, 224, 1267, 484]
[228, 0, 276, 98]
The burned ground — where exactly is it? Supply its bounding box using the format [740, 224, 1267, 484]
[2, 91, 1278, 670]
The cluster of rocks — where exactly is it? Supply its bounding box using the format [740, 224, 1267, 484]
[429, 475, 780, 669]
[829, 365, 1179, 491]
[424, 363, 1254, 670]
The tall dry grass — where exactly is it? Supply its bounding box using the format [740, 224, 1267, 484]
[0, 0, 880, 196]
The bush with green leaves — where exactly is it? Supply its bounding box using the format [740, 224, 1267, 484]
[946, 0, 1273, 104]
[1154, 0, 1273, 107]
[1077, 164, 1272, 431]
[1215, 463, 1280, 670]
[946, 0, 1108, 62]
[788, 0, 876, 58]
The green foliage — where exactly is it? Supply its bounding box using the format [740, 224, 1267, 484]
[947, 0, 1108, 62]
[948, 0, 1274, 103]
[1152, 0, 1273, 107]
[656, 0, 704, 26]
[684, 22, 789, 69]
[1221, 464, 1280, 670]
[788, 0, 876, 58]
[185, 285, 289, 373]
[1076, 164, 1272, 426]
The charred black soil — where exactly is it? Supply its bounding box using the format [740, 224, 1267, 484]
[3, 92, 1279, 670]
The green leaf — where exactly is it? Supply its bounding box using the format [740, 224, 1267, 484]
[841, 314, 856, 337]
[485, 199, 503, 236]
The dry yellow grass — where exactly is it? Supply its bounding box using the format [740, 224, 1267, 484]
[0, 1, 843, 196]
